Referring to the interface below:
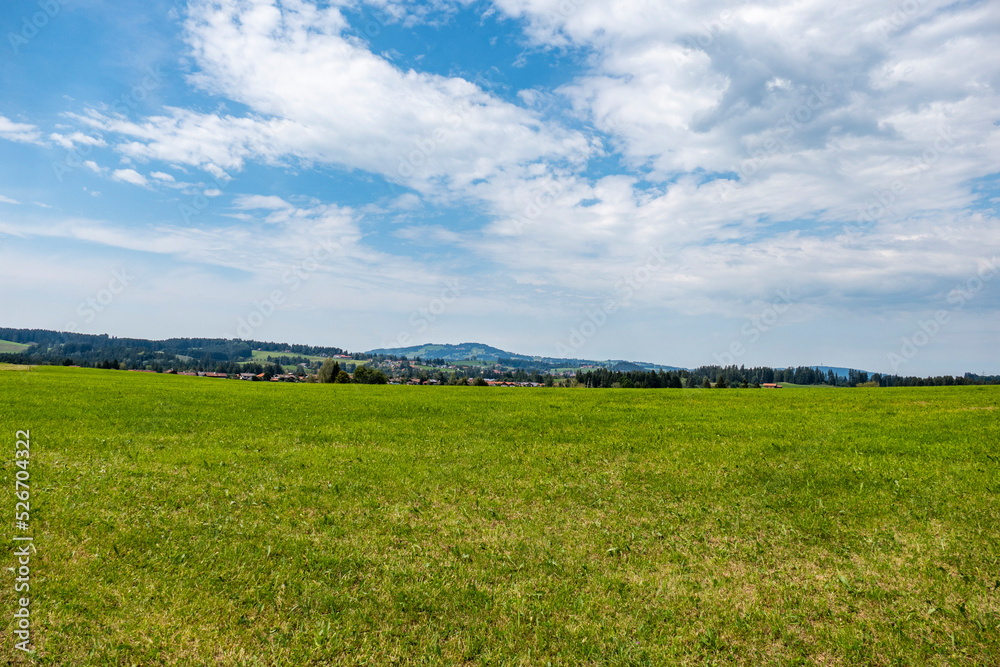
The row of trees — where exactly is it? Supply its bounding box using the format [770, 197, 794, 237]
[575, 364, 1000, 389]
[0, 328, 356, 369]
[315, 359, 387, 384]
[577, 368, 685, 389]
[244, 339, 345, 356]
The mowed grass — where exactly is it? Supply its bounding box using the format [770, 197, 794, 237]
[1, 367, 998, 666]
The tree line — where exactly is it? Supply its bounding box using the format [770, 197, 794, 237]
[0, 328, 347, 368]
[312, 359, 387, 385]
[575, 365, 1000, 389]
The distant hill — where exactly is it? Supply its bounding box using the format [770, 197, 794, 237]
[0, 327, 346, 367]
[367, 342, 685, 371]
[367, 342, 532, 362]
[368, 344, 861, 377]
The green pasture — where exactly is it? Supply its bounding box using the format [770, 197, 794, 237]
[0, 340, 31, 354]
[1, 366, 997, 665]
[249, 350, 330, 365]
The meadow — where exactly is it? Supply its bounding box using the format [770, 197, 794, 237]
[250, 350, 331, 365]
[0, 340, 31, 354]
[1, 366, 997, 665]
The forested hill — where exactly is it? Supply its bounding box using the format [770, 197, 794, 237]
[367, 342, 529, 362]
[366, 342, 685, 371]
[0, 327, 345, 368]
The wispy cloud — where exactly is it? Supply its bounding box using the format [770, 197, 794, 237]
[0, 115, 43, 144]
[49, 132, 107, 150]
[233, 194, 292, 210]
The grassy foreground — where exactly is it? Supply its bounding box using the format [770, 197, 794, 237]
[1, 366, 998, 665]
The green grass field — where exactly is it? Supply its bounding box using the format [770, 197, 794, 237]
[0, 339, 31, 354]
[1, 366, 998, 665]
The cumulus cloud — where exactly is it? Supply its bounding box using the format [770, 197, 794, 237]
[111, 168, 149, 187]
[456, 0, 1000, 313]
[7, 0, 998, 366]
[74, 0, 590, 199]
[491, 0, 1000, 204]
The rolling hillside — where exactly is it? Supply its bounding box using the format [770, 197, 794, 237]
[0, 339, 31, 354]
[367, 342, 528, 362]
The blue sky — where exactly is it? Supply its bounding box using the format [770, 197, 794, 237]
[1, 0, 998, 375]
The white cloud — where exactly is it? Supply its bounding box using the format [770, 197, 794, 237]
[9, 0, 996, 371]
[389, 193, 422, 211]
[0, 115, 43, 144]
[0, 194, 21, 205]
[49, 132, 106, 150]
[395, 225, 464, 245]
[233, 194, 292, 210]
[75, 0, 590, 198]
[0, 198, 466, 316]
[492, 0, 1000, 197]
[74, 107, 272, 173]
[111, 169, 149, 187]
[457, 0, 1000, 310]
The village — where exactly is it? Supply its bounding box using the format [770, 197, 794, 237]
[135, 369, 549, 387]
[130, 362, 551, 387]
